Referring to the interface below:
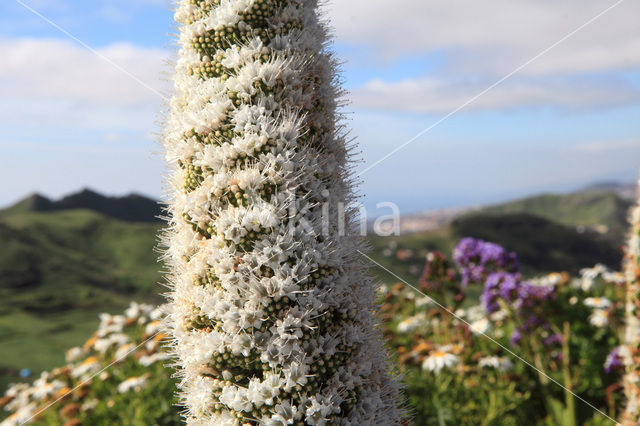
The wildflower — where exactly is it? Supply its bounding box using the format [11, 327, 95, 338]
[589, 309, 609, 328]
[605, 346, 632, 373]
[71, 356, 100, 378]
[542, 333, 563, 347]
[65, 347, 85, 363]
[624, 185, 640, 424]
[482, 272, 519, 314]
[415, 296, 434, 307]
[397, 313, 426, 334]
[584, 297, 613, 309]
[453, 238, 519, 286]
[510, 329, 522, 346]
[577, 264, 607, 291]
[139, 352, 171, 367]
[422, 350, 458, 373]
[603, 271, 625, 285]
[114, 343, 137, 361]
[478, 356, 514, 372]
[469, 318, 490, 335]
[117, 375, 149, 394]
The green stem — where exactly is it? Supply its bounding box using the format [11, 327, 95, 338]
[433, 375, 447, 426]
[561, 321, 576, 426]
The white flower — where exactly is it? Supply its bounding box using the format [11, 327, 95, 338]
[422, 350, 458, 373]
[478, 356, 514, 372]
[117, 375, 149, 394]
[465, 305, 487, 322]
[71, 356, 100, 378]
[589, 309, 609, 327]
[139, 352, 171, 367]
[94, 333, 129, 353]
[584, 297, 612, 309]
[269, 401, 299, 425]
[602, 271, 625, 285]
[164, 0, 401, 422]
[65, 346, 85, 362]
[469, 318, 490, 335]
[415, 296, 433, 307]
[489, 309, 508, 322]
[618, 345, 633, 366]
[31, 375, 65, 400]
[577, 264, 607, 291]
[114, 343, 136, 361]
[397, 312, 426, 333]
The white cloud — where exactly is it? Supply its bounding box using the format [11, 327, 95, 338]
[327, 0, 640, 76]
[0, 37, 170, 130]
[0, 38, 168, 106]
[352, 76, 640, 113]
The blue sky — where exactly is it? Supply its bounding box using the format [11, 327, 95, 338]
[1, 0, 639, 214]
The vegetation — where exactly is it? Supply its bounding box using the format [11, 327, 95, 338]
[0, 186, 635, 424]
[480, 189, 632, 243]
[0, 204, 163, 391]
[1, 241, 631, 425]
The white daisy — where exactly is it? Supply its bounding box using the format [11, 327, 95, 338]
[422, 350, 458, 373]
[584, 297, 612, 309]
[469, 318, 490, 335]
[397, 313, 426, 334]
[117, 375, 149, 394]
[589, 309, 609, 327]
[478, 356, 514, 372]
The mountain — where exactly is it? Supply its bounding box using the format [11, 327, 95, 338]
[581, 181, 637, 200]
[393, 182, 635, 239]
[3, 188, 163, 223]
[478, 189, 633, 243]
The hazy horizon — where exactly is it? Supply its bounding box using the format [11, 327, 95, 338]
[3, 176, 635, 217]
[2, 0, 639, 218]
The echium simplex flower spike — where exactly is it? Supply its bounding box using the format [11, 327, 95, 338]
[623, 179, 640, 425]
[162, 0, 402, 424]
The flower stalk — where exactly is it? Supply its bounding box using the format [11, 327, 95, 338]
[622, 180, 640, 425]
[162, 0, 401, 424]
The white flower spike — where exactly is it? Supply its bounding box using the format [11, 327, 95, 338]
[162, 0, 402, 424]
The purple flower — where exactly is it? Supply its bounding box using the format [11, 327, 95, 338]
[481, 272, 522, 314]
[499, 277, 519, 300]
[510, 328, 522, 346]
[521, 315, 544, 332]
[517, 283, 555, 308]
[542, 333, 562, 347]
[482, 272, 510, 313]
[604, 347, 625, 373]
[479, 272, 557, 347]
[454, 238, 519, 286]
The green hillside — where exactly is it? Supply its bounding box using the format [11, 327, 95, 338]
[479, 189, 633, 243]
[0, 208, 163, 391]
